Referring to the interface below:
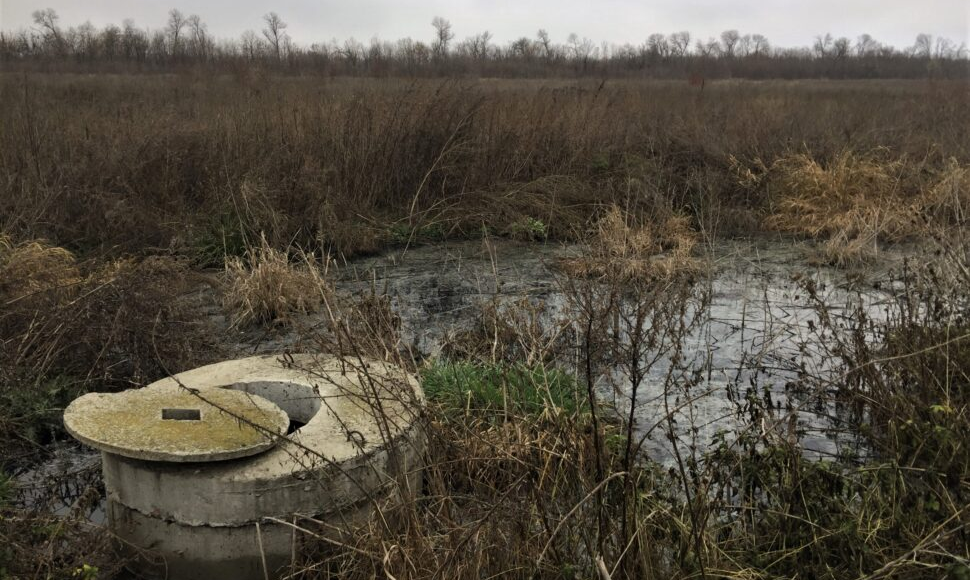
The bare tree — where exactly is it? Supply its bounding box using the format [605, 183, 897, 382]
[696, 37, 720, 58]
[912, 33, 933, 58]
[567, 33, 595, 70]
[537, 29, 553, 59]
[149, 29, 167, 61]
[933, 37, 959, 59]
[31, 8, 60, 35]
[121, 19, 147, 61]
[431, 16, 454, 57]
[669, 31, 691, 57]
[342, 38, 364, 68]
[262, 12, 288, 61]
[365, 38, 389, 71]
[167, 9, 187, 56]
[813, 33, 833, 58]
[510, 37, 536, 59]
[102, 24, 121, 59]
[720, 29, 740, 57]
[5, 12, 970, 78]
[647, 33, 670, 59]
[240, 30, 263, 60]
[751, 34, 770, 56]
[467, 31, 492, 61]
[738, 34, 753, 57]
[31, 8, 63, 53]
[856, 33, 878, 57]
[187, 14, 209, 60]
[76, 21, 98, 60]
[832, 37, 851, 59]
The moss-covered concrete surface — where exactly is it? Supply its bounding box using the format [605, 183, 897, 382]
[63, 387, 287, 462]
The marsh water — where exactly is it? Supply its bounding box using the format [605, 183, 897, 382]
[333, 237, 901, 461]
[15, 237, 910, 519]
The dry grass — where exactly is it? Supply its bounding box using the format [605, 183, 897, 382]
[764, 149, 909, 241]
[0, 510, 127, 579]
[2, 76, 968, 260]
[2, 75, 970, 579]
[561, 205, 700, 281]
[1, 236, 208, 378]
[0, 235, 213, 441]
[732, 149, 970, 265]
[918, 157, 970, 225]
[0, 235, 81, 304]
[223, 239, 332, 328]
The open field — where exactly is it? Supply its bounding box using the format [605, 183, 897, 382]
[1, 74, 969, 579]
[2, 75, 968, 257]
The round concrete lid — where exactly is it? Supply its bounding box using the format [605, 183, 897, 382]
[64, 387, 289, 462]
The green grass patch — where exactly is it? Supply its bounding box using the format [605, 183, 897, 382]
[192, 212, 250, 267]
[388, 222, 448, 245]
[508, 217, 548, 241]
[421, 361, 586, 419]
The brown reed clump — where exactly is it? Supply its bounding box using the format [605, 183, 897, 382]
[766, 149, 908, 237]
[0, 236, 208, 383]
[0, 235, 81, 304]
[561, 205, 700, 281]
[0, 234, 214, 454]
[222, 239, 331, 328]
[918, 157, 970, 226]
[735, 148, 970, 265]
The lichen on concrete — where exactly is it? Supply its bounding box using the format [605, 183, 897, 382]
[64, 387, 288, 462]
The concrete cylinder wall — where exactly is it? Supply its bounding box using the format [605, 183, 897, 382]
[98, 355, 423, 580]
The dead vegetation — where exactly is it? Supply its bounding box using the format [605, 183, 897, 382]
[561, 205, 700, 281]
[222, 239, 332, 328]
[0, 234, 215, 449]
[2, 76, 968, 262]
[730, 148, 970, 265]
[2, 75, 970, 579]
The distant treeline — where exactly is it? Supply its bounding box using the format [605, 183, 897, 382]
[2, 9, 968, 79]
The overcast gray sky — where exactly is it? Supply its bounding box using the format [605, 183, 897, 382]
[1, 0, 968, 50]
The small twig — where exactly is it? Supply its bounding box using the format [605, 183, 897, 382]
[533, 471, 627, 577]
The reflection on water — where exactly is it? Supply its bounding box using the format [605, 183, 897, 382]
[337, 238, 904, 464]
[14, 443, 103, 523]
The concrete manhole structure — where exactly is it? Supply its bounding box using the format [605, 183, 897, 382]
[63, 354, 424, 580]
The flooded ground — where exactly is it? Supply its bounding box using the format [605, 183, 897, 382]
[13, 442, 103, 522]
[14, 236, 914, 515]
[331, 237, 904, 462]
